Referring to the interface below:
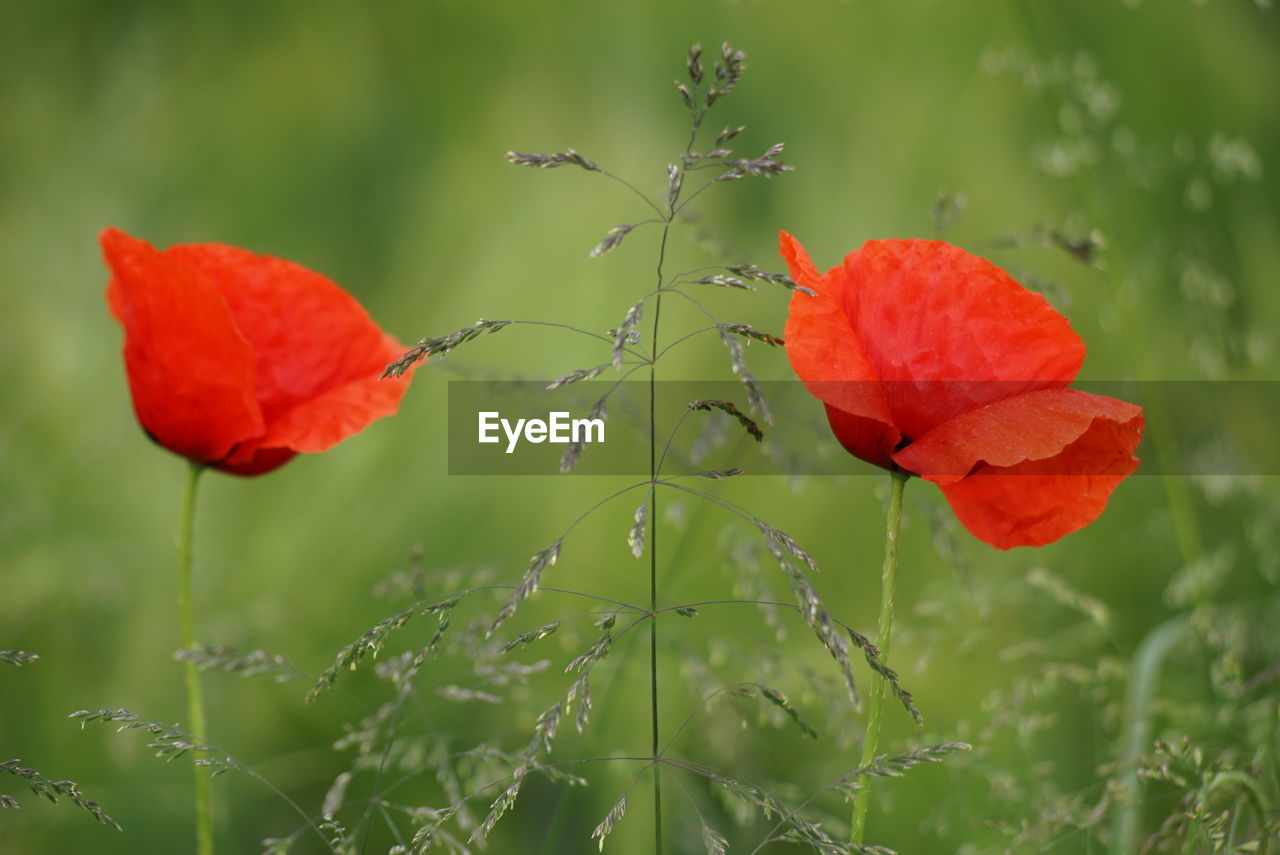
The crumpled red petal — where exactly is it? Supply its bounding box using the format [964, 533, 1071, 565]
[929, 398, 1144, 549]
[781, 232, 900, 467]
[101, 228, 264, 465]
[161, 243, 410, 471]
[228, 334, 408, 465]
[839, 239, 1086, 439]
[892, 389, 1144, 483]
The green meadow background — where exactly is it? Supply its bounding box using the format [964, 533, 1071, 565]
[2, 2, 1277, 853]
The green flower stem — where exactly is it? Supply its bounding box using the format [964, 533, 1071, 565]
[851, 469, 909, 845]
[177, 462, 213, 855]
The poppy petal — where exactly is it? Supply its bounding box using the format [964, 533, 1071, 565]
[224, 333, 410, 464]
[101, 228, 264, 464]
[914, 393, 1144, 549]
[892, 389, 1144, 484]
[823, 403, 902, 470]
[781, 232, 900, 466]
[840, 240, 1086, 439]
[162, 243, 401, 429]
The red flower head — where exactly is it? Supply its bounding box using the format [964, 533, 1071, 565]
[780, 232, 1143, 549]
[102, 227, 415, 476]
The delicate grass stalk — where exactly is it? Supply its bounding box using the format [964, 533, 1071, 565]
[850, 469, 909, 844]
[649, 229, 669, 855]
[177, 462, 214, 855]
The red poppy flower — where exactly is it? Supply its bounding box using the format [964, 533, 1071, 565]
[102, 227, 415, 476]
[780, 232, 1143, 549]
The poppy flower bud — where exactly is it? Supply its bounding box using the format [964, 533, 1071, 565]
[102, 228, 415, 476]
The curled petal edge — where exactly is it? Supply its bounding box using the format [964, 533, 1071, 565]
[892, 388, 1143, 484]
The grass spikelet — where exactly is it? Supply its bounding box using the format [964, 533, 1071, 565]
[0, 759, 122, 830]
[715, 328, 771, 421]
[690, 399, 763, 441]
[590, 792, 628, 851]
[383, 319, 511, 377]
[846, 628, 922, 724]
[758, 523, 861, 709]
[628, 502, 647, 559]
[175, 645, 303, 683]
[0, 650, 38, 668]
[487, 542, 562, 637]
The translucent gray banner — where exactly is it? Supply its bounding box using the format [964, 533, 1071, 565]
[446, 381, 1278, 476]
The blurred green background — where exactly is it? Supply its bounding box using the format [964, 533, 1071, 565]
[2, 1, 1278, 853]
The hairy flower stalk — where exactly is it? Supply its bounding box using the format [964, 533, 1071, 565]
[177, 462, 214, 855]
[850, 469, 908, 844]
